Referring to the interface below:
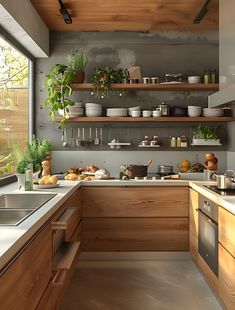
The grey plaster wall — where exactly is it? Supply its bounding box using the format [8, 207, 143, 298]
[35, 31, 226, 171]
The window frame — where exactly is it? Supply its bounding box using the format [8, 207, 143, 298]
[0, 26, 35, 186]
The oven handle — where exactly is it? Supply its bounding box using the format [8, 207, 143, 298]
[198, 208, 218, 225]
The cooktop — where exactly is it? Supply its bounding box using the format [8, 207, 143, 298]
[205, 185, 235, 196]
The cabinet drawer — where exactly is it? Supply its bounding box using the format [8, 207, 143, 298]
[0, 225, 52, 310]
[64, 189, 81, 210]
[82, 187, 189, 218]
[219, 244, 235, 310]
[82, 218, 189, 251]
[219, 207, 235, 257]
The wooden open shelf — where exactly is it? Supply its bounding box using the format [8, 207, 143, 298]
[71, 83, 219, 92]
[55, 116, 235, 123]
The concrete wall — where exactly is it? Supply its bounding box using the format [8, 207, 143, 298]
[0, 0, 49, 57]
[35, 31, 225, 173]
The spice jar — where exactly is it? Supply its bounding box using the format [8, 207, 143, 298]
[203, 68, 210, 84]
[180, 136, 188, 147]
[170, 136, 176, 147]
[158, 102, 170, 116]
[177, 136, 181, 147]
[210, 69, 216, 84]
[150, 136, 158, 146]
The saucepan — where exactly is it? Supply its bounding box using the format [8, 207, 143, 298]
[121, 160, 152, 179]
[215, 170, 235, 189]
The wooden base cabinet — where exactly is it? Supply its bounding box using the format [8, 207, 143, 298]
[82, 187, 189, 252]
[189, 188, 199, 263]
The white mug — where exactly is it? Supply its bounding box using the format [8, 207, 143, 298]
[131, 110, 141, 117]
[152, 110, 161, 117]
[143, 110, 152, 117]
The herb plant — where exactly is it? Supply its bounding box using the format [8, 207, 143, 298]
[67, 49, 87, 71]
[45, 64, 75, 125]
[195, 125, 218, 140]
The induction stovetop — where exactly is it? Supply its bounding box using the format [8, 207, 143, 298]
[205, 185, 235, 196]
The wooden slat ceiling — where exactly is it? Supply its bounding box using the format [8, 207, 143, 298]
[30, 0, 218, 32]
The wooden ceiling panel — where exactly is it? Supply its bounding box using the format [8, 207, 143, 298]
[30, 0, 218, 32]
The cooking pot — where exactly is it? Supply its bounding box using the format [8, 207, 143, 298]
[121, 160, 152, 179]
[216, 170, 235, 189]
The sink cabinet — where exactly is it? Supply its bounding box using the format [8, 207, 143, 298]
[82, 187, 189, 251]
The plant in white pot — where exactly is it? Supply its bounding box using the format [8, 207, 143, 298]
[192, 125, 221, 146]
[67, 49, 87, 83]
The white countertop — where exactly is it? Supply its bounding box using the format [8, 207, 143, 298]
[0, 178, 234, 271]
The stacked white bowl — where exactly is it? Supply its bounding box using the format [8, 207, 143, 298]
[188, 105, 202, 117]
[128, 106, 141, 116]
[106, 108, 128, 117]
[203, 108, 224, 117]
[85, 103, 102, 117]
[59, 102, 84, 117]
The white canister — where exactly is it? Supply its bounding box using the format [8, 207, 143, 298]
[152, 110, 161, 117]
[143, 110, 152, 117]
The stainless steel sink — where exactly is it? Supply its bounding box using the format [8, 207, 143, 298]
[0, 193, 55, 209]
[0, 209, 35, 225]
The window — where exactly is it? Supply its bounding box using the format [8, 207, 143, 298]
[0, 36, 31, 177]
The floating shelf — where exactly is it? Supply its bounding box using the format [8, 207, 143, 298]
[71, 83, 219, 92]
[55, 116, 235, 123]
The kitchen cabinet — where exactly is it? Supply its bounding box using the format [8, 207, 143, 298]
[0, 224, 52, 310]
[82, 187, 189, 251]
[218, 207, 235, 310]
[189, 188, 199, 263]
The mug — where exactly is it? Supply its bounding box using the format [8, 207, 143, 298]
[143, 110, 152, 117]
[152, 110, 161, 117]
[131, 110, 141, 117]
[151, 77, 159, 84]
[143, 77, 150, 84]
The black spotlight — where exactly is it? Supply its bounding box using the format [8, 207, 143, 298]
[193, 0, 211, 24]
[58, 0, 72, 24]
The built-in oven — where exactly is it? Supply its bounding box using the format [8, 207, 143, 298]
[198, 195, 218, 277]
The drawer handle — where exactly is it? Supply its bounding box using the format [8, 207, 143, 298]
[52, 270, 67, 287]
[52, 208, 77, 230]
[53, 241, 80, 271]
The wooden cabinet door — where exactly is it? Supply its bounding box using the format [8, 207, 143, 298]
[0, 225, 52, 310]
[189, 188, 199, 263]
[219, 207, 235, 257]
[82, 218, 189, 252]
[36, 284, 52, 310]
[219, 244, 235, 310]
[82, 187, 188, 218]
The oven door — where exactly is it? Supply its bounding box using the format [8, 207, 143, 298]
[198, 209, 218, 276]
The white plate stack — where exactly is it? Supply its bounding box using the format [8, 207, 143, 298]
[106, 108, 128, 117]
[85, 103, 102, 117]
[203, 108, 224, 117]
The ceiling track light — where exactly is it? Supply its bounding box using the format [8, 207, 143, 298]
[58, 0, 72, 24]
[193, 0, 211, 24]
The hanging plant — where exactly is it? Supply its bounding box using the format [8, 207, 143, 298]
[45, 64, 76, 125]
[91, 67, 126, 98]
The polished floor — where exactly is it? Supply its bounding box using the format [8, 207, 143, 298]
[61, 254, 223, 310]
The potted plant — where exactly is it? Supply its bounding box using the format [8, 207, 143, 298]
[45, 64, 75, 125]
[67, 49, 87, 83]
[92, 67, 126, 98]
[14, 137, 53, 188]
[192, 125, 221, 146]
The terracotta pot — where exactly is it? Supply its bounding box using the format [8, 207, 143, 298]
[74, 70, 85, 83]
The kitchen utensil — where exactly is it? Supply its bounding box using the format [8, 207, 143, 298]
[94, 128, 99, 145]
[158, 165, 173, 174]
[63, 128, 68, 147]
[151, 77, 159, 84]
[121, 160, 152, 179]
[69, 128, 76, 148]
[165, 73, 182, 83]
[157, 102, 170, 116]
[89, 127, 92, 143]
[216, 170, 235, 189]
[100, 128, 103, 146]
[76, 128, 81, 146]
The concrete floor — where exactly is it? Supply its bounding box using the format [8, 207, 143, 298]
[61, 254, 223, 310]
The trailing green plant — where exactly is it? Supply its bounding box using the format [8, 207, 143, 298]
[15, 136, 53, 174]
[195, 125, 218, 140]
[45, 64, 76, 125]
[67, 49, 87, 71]
[0, 153, 12, 176]
[92, 67, 126, 98]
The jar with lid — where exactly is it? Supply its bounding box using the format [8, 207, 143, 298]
[180, 136, 188, 147]
[170, 136, 176, 147]
[176, 136, 181, 147]
[157, 102, 170, 116]
[140, 136, 149, 146]
[210, 69, 216, 84]
[150, 136, 159, 146]
[203, 68, 210, 84]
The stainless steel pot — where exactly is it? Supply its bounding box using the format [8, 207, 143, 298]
[216, 170, 235, 189]
[158, 165, 173, 174]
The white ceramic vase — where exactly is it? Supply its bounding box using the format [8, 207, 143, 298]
[16, 173, 25, 190]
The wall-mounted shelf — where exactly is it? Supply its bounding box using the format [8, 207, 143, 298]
[71, 83, 219, 92]
[55, 116, 235, 123]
